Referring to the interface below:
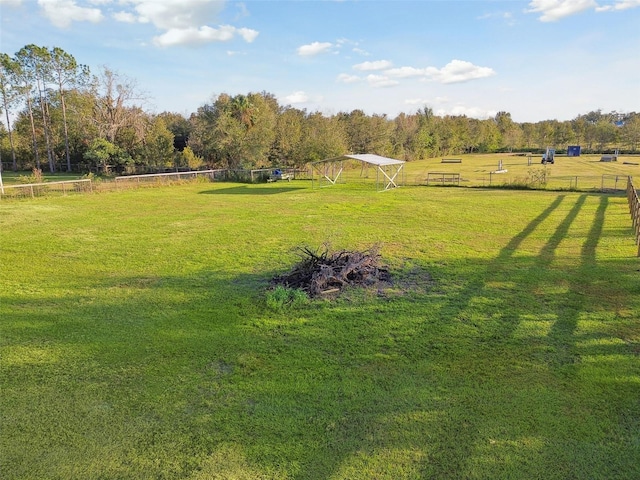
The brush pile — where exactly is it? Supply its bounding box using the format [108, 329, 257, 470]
[272, 245, 391, 297]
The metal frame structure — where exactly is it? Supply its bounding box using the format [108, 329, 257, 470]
[311, 154, 405, 192]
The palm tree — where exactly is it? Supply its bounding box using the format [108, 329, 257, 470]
[231, 94, 255, 129]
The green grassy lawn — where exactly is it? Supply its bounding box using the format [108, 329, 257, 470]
[1, 181, 639, 479]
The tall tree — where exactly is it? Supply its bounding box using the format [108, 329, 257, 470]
[339, 109, 393, 155]
[236, 92, 278, 167]
[534, 120, 555, 150]
[478, 119, 501, 153]
[157, 111, 192, 151]
[16, 45, 55, 172]
[141, 116, 175, 170]
[49, 47, 90, 172]
[231, 94, 256, 129]
[390, 113, 419, 160]
[12, 49, 41, 169]
[299, 112, 347, 163]
[270, 106, 305, 166]
[570, 117, 587, 147]
[92, 67, 147, 145]
[620, 114, 640, 151]
[444, 116, 471, 155]
[190, 92, 278, 169]
[0, 54, 20, 171]
[594, 119, 617, 151]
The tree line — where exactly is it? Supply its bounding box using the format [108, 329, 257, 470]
[1, 44, 639, 174]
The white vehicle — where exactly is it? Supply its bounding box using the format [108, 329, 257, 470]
[541, 147, 555, 164]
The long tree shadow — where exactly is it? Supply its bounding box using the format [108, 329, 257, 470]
[4, 194, 637, 479]
[407, 195, 574, 477]
[216, 194, 576, 479]
[233, 193, 623, 478]
[404, 192, 636, 478]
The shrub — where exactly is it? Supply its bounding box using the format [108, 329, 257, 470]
[266, 285, 309, 311]
[18, 167, 44, 184]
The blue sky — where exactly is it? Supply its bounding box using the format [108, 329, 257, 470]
[1, 0, 639, 122]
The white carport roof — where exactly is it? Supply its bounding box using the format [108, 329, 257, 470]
[311, 154, 405, 191]
[317, 154, 405, 167]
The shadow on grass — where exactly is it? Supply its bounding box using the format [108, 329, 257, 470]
[199, 185, 306, 195]
[2, 194, 639, 479]
[407, 192, 640, 478]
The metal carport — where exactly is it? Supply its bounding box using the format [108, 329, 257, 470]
[311, 154, 405, 192]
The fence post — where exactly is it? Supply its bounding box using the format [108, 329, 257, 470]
[627, 176, 640, 256]
[636, 202, 640, 241]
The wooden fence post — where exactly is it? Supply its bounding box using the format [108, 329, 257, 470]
[627, 176, 640, 256]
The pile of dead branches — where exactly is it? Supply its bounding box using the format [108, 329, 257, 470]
[272, 245, 391, 297]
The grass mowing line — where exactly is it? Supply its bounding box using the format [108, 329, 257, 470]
[1, 183, 639, 479]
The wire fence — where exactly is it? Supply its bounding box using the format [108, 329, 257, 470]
[0, 178, 93, 200]
[626, 176, 640, 256]
[112, 167, 304, 188]
[405, 171, 632, 193]
[0, 168, 304, 200]
[113, 169, 225, 189]
[0, 167, 634, 201]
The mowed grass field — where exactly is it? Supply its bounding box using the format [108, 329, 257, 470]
[401, 153, 640, 189]
[2, 151, 640, 191]
[1, 180, 639, 479]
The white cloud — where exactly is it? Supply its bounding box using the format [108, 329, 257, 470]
[127, 0, 224, 30]
[113, 11, 137, 23]
[333, 38, 368, 56]
[426, 60, 496, 84]
[37, 0, 104, 28]
[478, 11, 516, 25]
[436, 105, 498, 119]
[526, 0, 597, 22]
[153, 25, 257, 47]
[478, 11, 513, 20]
[386, 66, 429, 78]
[404, 98, 429, 106]
[112, 0, 257, 47]
[366, 74, 399, 88]
[0, 0, 24, 6]
[285, 91, 309, 104]
[404, 96, 449, 107]
[337, 73, 360, 84]
[236, 27, 259, 43]
[596, 0, 640, 11]
[339, 59, 494, 93]
[296, 41, 333, 56]
[359, 61, 495, 84]
[353, 60, 393, 71]
[352, 48, 370, 56]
